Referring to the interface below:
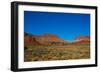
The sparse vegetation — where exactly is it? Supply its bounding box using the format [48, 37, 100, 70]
[24, 44, 90, 62]
[24, 33, 90, 62]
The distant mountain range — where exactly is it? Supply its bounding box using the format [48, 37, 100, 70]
[24, 32, 90, 46]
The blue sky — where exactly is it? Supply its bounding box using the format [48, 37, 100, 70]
[24, 11, 90, 40]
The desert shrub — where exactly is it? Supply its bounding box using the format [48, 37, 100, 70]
[24, 44, 90, 61]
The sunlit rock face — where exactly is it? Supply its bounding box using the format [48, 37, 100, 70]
[75, 36, 90, 44]
[24, 33, 65, 45]
[24, 32, 90, 46]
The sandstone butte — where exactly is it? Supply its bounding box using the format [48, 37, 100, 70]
[24, 32, 90, 46]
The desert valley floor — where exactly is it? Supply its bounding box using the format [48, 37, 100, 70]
[24, 33, 90, 61]
[24, 45, 90, 61]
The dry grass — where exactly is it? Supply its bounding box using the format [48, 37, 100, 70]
[24, 44, 90, 62]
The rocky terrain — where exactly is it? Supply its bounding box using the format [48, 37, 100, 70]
[24, 32, 90, 46]
[24, 32, 90, 61]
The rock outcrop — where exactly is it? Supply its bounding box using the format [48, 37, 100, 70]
[24, 33, 65, 46]
[24, 32, 90, 46]
[75, 36, 90, 44]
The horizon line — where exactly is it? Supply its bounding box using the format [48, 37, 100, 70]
[24, 32, 90, 41]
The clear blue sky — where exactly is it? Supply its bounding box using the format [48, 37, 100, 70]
[24, 11, 90, 40]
